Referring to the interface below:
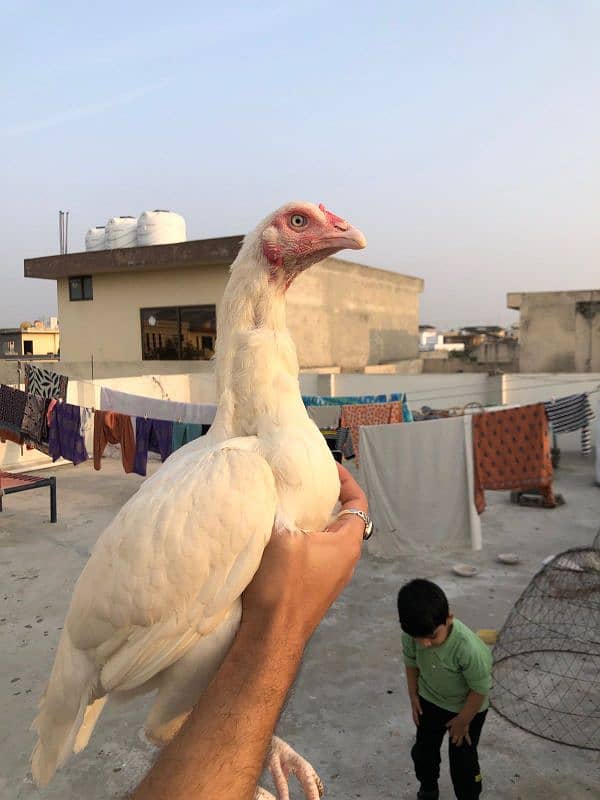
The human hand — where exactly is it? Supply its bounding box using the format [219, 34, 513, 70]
[410, 695, 422, 727]
[446, 715, 472, 746]
[241, 464, 366, 647]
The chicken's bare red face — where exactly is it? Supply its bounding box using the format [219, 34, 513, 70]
[261, 202, 366, 289]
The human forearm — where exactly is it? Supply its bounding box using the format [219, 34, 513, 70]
[457, 690, 486, 723]
[130, 619, 303, 800]
[405, 665, 419, 699]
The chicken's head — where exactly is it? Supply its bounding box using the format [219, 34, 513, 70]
[257, 201, 366, 290]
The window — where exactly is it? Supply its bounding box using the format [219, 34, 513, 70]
[23, 340, 33, 355]
[140, 305, 217, 360]
[69, 276, 93, 301]
[7, 340, 15, 353]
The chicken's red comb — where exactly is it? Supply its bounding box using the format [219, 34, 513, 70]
[319, 203, 346, 226]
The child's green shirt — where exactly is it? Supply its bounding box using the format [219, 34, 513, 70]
[402, 618, 492, 713]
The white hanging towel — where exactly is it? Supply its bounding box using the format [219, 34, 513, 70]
[359, 415, 482, 556]
[100, 386, 217, 426]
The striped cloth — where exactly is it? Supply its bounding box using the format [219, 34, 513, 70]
[544, 393, 596, 456]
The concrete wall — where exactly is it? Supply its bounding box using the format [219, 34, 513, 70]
[509, 291, 600, 373]
[574, 302, 600, 372]
[57, 266, 228, 363]
[288, 258, 422, 369]
[333, 372, 502, 410]
[56, 258, 422, 371]
[474, 340, 519, 367]
[0, 359, 60, 387]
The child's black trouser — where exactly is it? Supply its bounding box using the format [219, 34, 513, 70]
[411, 696, 487, 800]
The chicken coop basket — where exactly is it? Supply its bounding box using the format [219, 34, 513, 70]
[491, 547, 600, 750]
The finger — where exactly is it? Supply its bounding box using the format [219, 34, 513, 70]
[270, 757, 290, 800]
[310, 525, 363, 544]
[336, 470, 368, 510]
[466, 732, 472, 746]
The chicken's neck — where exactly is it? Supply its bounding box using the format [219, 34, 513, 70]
[213, 264, 308, 438]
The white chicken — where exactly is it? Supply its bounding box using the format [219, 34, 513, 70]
[31, 201, 366, 798]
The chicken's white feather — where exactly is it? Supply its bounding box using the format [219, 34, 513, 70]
[31, 201, 365, 785]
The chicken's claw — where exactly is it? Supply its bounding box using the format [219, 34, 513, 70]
[268, 735, 325, 799]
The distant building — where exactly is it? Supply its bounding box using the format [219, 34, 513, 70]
[0, 319, 59, 358]
[24, 238, 423, 374]
[419, 325, 438, 350]
[419, 325, 465, 353]
[472, 338, 519, 369]
[508, 290, 600, 372]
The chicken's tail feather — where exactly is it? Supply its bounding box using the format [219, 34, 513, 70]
[31, 630, 99, 786]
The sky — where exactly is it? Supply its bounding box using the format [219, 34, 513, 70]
[2, 1, 600, 329]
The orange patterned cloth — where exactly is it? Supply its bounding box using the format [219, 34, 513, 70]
[472, 404, 555, 513]
[340, 402, 402, 464]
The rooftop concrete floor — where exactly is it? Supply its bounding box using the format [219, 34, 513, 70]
[1, 454, 599, 800]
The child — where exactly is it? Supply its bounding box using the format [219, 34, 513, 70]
[397, 579, 492, 800]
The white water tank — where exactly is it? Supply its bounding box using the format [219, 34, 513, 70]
[137, 210, 186, 246]
[85, 226, 106, 251]
[105, 216, 138, 249]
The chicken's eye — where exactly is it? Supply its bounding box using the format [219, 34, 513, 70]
[290, 214, 308, 229]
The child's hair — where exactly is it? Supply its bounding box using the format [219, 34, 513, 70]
[397, 579, 449, 637]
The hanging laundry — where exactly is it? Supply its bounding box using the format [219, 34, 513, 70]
[402, 397, 414, 423]
[0, 384, 27, 434]
[24, 364, 68, 401]
[29, 398, 59, 455]
[93, 411, 136, 473]
[306, 405, 342, 429]
[340, 401, 403, 464]
[172, 422, 209, 451]
[48, 403, 88, 466]
[100, 387, 216, 426]
[472, 404, 555, 513]
[21, 393, 46, 443]
[303, 393, 387, 406]
[79, 408, 94, 438]
[335, 426, 355, 460]
[544, 393, 596, 456]
[360, 416, 482, 555]
[134, 418, 174, 476]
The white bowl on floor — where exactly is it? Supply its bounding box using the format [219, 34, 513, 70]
[452, 563, 478, 577]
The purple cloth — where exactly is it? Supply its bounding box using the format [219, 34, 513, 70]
[134, 417, 174, 476]
[48, 403, 88, 465]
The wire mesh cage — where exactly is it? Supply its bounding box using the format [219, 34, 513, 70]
[491, 547, 600, 750]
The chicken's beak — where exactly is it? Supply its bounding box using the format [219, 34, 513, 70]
[321, 223, 367, 251]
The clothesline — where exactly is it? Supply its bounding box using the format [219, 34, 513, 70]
[12, 360, 600, 413]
